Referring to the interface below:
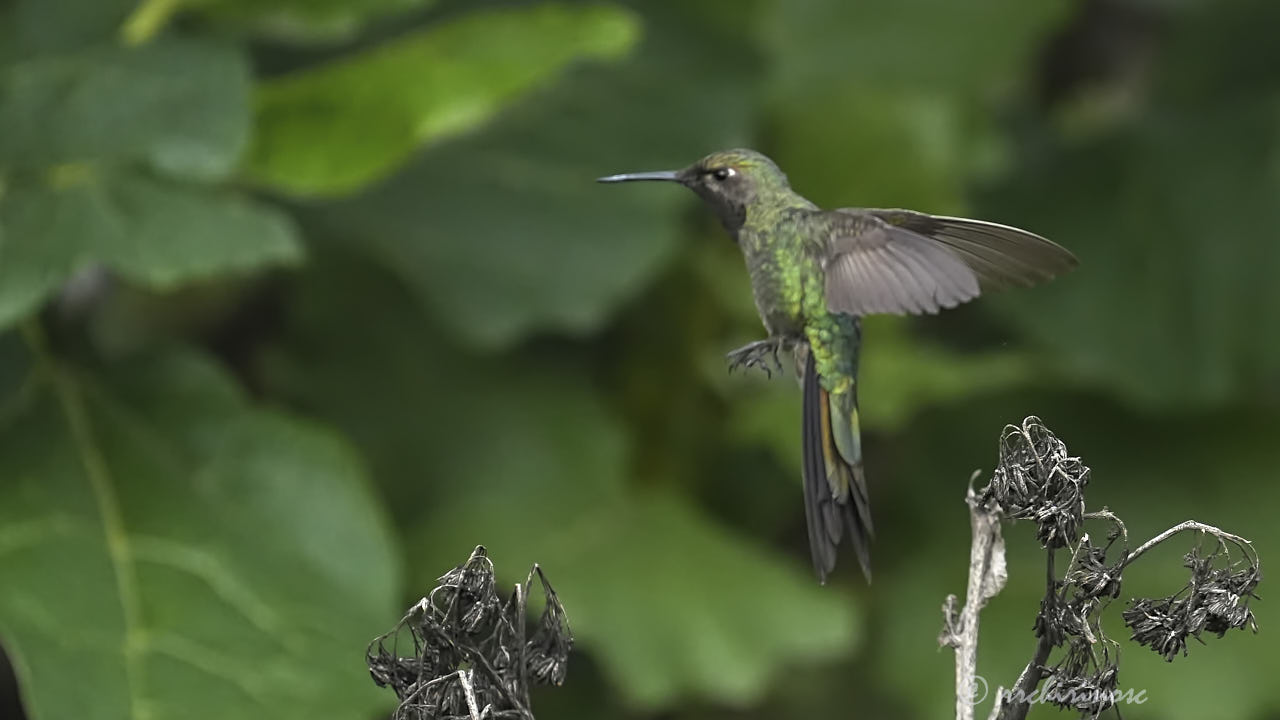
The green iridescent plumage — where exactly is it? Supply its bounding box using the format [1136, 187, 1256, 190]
[599, 149, 1077, 583]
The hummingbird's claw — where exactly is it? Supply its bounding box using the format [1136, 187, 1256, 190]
[726, 338, 784, 379]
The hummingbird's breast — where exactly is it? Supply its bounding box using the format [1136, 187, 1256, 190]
[738, 225, 810, 338]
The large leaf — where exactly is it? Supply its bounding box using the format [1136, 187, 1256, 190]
[261, 250, 859, 709]
[0, 39, 250, 181]
[247, 3, 640, 196]
[0, 38, 301, 329]
[310, 2, 761, 348]
[188, 0, 432, 41]
[0, 342, 402, 720]
[771, 90, 979, 214]
[762, 0, 1070, 98]
[762, 0, 1069, 228]
[0, 0, 136, 63]
[420, 489, 859, 709]
[0, 171, 300, 329]
[984, 109, 1280, 410]
[980, 0, 1280, 410]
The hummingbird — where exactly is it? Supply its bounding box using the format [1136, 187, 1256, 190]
[598, 149, 1076, 584]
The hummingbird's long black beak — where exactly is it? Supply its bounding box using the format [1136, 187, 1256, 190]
[596, 170, 682, 183]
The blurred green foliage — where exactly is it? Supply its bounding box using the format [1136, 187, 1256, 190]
[0, 1, 1276, 719]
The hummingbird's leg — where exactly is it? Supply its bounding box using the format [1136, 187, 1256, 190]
[726, 337, 787, 378]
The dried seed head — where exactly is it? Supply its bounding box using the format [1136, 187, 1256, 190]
[1123, 543, 1260, 661]
[366, 547, 573, 719]
[983, 416, 1090, 549]
[1066, 543, 1123, 601]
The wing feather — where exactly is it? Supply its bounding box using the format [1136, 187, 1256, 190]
[880, 210, 1077, 289]
[820, 208, 1076, 317]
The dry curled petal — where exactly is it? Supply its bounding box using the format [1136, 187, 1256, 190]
[366, 546, 573, 719]
[982, 416, 1090, 549]
[1123, 544, 1260, 662]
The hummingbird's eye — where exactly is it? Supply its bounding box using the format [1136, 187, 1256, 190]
[712, 167, 735, 181]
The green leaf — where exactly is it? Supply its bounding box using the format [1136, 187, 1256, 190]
[309, 3, 761, 347]
[859, 317, 1039, 431]
[771, 90, 978, 213]
[189, 0, 434, 41]
[0, 39, 251, 180]
[247, 3, 641, 196]
[762, 0, 1070, 98]
[984, 107, 1280, 410]
[0, 171, 301, 329]
[0, 37, 299, 328]
[420, 490, 859, 709]
[0, 0, 136, 63]
[980, 0, 1280, 410]
[762, 0, 1069, 218]
[0, 342, 402, 720]
[262, 250, 858, 709]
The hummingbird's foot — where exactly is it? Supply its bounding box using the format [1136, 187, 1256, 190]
[726, 338, 784, 378]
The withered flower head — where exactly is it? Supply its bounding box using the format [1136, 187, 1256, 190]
[983, 416, 1091, 549]
[367, 546, 573, 719]
[1123, 544, 1260, 662]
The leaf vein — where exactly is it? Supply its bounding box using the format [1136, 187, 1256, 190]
[131, 535, 283, 636]
[24, 322, 149, 718]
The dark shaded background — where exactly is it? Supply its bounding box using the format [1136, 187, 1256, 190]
[1, 0, 1277, 718]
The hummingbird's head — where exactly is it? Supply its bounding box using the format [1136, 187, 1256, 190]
[597, 148, 792, 233]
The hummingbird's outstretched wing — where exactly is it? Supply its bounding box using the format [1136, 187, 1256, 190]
[819, 208, 1078, 316]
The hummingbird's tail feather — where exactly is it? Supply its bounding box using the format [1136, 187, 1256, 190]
[801, 348, 874, 584]
[801, 353, 838, 580]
